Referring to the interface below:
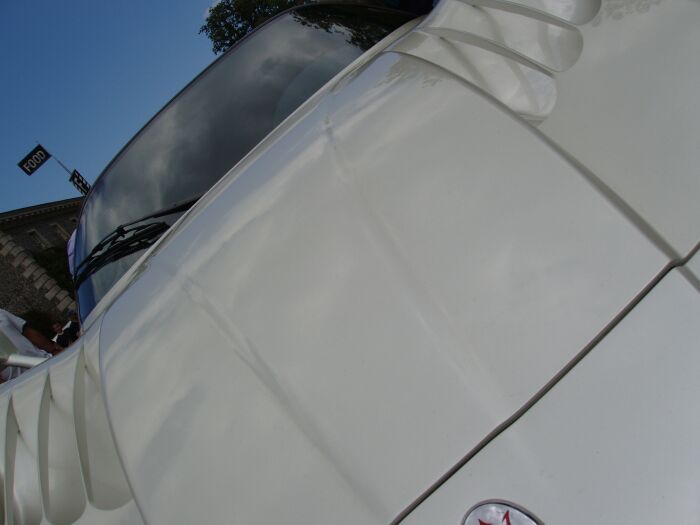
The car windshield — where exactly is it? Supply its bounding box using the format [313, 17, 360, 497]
[73, 4, 414, 319]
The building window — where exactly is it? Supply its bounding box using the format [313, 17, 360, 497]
[52, 223, 70, 241]
[28, 229, 50, 249]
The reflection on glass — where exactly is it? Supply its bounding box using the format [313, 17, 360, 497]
[75, 5, 414, 319]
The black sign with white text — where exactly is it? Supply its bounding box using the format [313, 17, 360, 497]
[18, 144, 52, 175]
[69, 170, 91, 195]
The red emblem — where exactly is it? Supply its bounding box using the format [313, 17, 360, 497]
[479, 510, 512, 525]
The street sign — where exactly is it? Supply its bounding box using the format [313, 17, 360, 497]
[69, 170, 91, 195]
[18, 144, 52, 175]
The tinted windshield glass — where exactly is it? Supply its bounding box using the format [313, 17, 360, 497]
[74, 5, 414, 318]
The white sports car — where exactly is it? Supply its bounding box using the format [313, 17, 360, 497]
[2, 0, 699, 524]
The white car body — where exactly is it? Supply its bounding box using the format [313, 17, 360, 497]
[1, 0, 698, 524]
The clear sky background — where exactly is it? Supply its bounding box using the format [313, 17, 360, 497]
[0, 0, 218, 212]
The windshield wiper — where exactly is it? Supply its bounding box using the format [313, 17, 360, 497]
[82, 195, 202, 263]
[74, 221, 169, 288]
[74, 195, 201, 287]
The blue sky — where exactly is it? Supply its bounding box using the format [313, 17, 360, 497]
[0, 0, 218, 212]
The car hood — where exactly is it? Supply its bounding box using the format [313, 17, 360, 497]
[2, 1, 698, 523]
[95, 14, 672, 525]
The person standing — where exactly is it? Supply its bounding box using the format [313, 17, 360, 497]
[64, 309, 81, 342]
[52, 322, 73, 350]
[0, 309, 59, 382]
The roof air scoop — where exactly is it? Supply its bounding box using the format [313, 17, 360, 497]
[488, 0, 602, 25]
[390, 0, 600, 123]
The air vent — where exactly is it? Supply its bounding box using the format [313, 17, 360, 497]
[390, 0, 600, 123]
[0, 325, 144, 524]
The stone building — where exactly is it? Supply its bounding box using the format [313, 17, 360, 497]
[0, 197, 82, 328]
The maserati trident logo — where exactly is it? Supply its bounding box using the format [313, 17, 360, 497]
[463, 501, 541, 525]
[478, 509, 511, 525]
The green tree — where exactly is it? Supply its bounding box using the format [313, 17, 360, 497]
[200, 0, 305, 54]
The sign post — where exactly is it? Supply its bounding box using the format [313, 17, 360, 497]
[17, 143, 91, 195]
[69, 170, 91, 195]
[18, 145, 52, 175]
